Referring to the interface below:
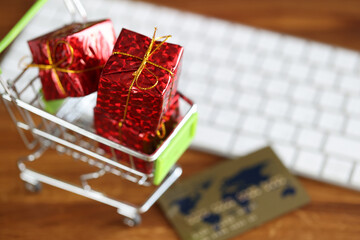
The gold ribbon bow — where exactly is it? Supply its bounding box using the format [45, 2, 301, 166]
[113, 27, 175, 138]
[26, 40, 104, 96]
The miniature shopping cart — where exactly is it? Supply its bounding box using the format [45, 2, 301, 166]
[0, 0, 197, 226]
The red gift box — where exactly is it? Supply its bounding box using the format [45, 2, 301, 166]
[95, 28, 184, 133]
[119, 93, 181, 153]
[28, 19, 116, 100]
[94, 93, 181, 174]
[94, 108, 155, 173]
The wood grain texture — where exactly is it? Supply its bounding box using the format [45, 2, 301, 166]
[1, 0, 360, 239]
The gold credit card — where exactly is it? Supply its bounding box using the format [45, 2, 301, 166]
[158, 147, 310, 240]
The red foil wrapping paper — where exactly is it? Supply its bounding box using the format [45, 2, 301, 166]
[28, 19, 116, 100]
[95, 28, 184, 132]
[94, 93, 181, 174]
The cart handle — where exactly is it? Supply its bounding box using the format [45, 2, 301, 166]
[0, 0, 48, 55]
[64, 0, 87, 23]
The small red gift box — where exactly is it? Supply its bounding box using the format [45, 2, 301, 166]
[94, 93, 181, 174]
[28, 19, 116, 100]
[95, 28, 184, 133]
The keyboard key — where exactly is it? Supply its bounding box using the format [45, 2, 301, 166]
[261, 56, 283, 75]
[281, 37, 306, 59]
[291, 105, 317, 126]
[177, 74, 189, 91]
[213, 63, 237, 84]
[334, 49, 360, 72]
[154, 7, 180, 30]
[268, 121, 296, 142]
[346, 97, 360, 116]
[237, 92, 262, 112]
[192, 124, 233, 155]
[179, 12, 205, 35]
[239, 71, 263, 90]
[325, 135, 360, 162]
[197, 104, 214, 124]
[322, 157, 353, 184]
[287, 61, 310, 82]
[292, 85, 316, 104]
[214, 108, 241, 129]
[307, 43, 333, 66]
[184, 79, 209, 102]
[209, 44, 232, 63]
[264, 99, 289, 118]
[272, 143, 296, 167]
[313, 68, 336, 88]
[296, 128, 324, 150]
[318, 112, 344, 132]
[294, 150, 325, 176]
[319, 91, 344, 110]
[229, 24, 255, 48]
[265, 79, 289, 97]
[185, 39, 206, 57]
[211, 86, 236, 106]
[236, 50, 257, 68]
[187, 59, 209, 76]
[231, 135, 267, 156]
[340, 75, 360, 94]
[350, 164, 360, 188]
[256, 31, 280, 53]
[345, 118, 360, 138]
[205, 18, 231, 40]
[242, 115, 268, 135]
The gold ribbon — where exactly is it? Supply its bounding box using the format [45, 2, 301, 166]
[113, 27, 175, 138]
[26, 40, 104, 96]
[156, 121, 166, 139]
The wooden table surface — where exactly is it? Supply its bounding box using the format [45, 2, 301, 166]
[1, 0, 360, 239]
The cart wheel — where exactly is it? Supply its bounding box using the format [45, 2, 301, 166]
[24, 181, 42, 193]
[123, 214, 141, 227]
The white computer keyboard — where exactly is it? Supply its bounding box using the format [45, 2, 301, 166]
[1, 0, 360, 191]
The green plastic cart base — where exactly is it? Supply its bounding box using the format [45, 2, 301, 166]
[153, 112, 198, 185]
